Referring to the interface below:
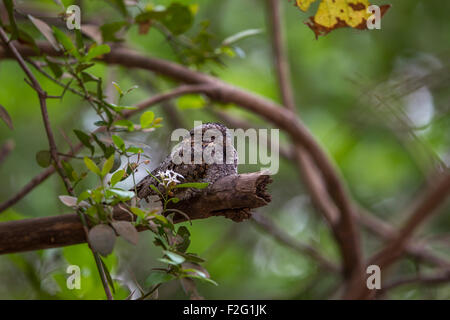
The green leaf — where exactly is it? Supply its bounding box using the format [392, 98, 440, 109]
[36, 150, 51, 168]
[112, 82, 123, 97]
[113, 119, 134, 131]
[126, 146, 143, 154]
[110, 0, 128, 17]
[45, 58, 63, 78]
[144, 272, 174, 288]
[110, 169, 125, 187]
[106, 103, 137, 112]
[107, 188, 135, 200]
[28, 15, 59, 50]
[176, 94, 206, 110]
[174, 182, 209, 189]
[80, 71, 98, 82]
[163, 3, 194, 35]
[84, 157, 101, 176]
[100, 21, 128, 42]
[140, 111, 155, 129]
[97, 78, 104, 101]
[158, 258, 179, 265]
[112, 135, 125, 151]
[52, 27, 80, 58]
[61, 160, 77, 182]
[74, 129, 95, 155]
[130, 207, 147, 219]
[84, 44, 111, 62]
[163, 250, 185, 264]
[77, 190, 91, 203]
[102, 155, 115, 177]
[85, 205, 98, 217]
[183, 253, 205, 263]
[176, 226, 190, 253]
[186, 275, 218, 286]
[222, 28, 263, 46]
[4, 0, 19, 41]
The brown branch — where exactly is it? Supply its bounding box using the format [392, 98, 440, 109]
[265, 2, 363, 281]
[251, 212, 340, 273]
[266, 0, 296, 112]
[358, 208, 450, 269]
[380, 269, 450, 295]
[0, 172, 272, 255]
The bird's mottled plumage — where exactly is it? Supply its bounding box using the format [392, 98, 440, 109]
[135, 123, 238, 200]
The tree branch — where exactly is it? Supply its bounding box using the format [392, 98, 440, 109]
[266, 0, 296, 112]
[380, 269, 450, 295]
[0, 172, 272, 255]
[264, 3, 363, 281]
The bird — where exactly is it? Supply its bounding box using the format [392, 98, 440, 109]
[135, 122, 238, 201]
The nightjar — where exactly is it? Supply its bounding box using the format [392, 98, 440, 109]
[135, 123, 238, 201]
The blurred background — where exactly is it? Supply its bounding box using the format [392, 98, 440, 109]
[0, 0, 449, 299]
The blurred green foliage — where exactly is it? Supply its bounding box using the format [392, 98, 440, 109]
[0, 0, 449, 299]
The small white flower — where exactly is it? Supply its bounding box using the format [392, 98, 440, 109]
[158, 169, 184, 187]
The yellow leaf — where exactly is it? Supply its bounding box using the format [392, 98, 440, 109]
[295, 0, 317, 11]
[295, 0, 391, 38]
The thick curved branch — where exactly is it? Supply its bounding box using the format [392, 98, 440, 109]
[264, 3, 363, 280]
[0, 172, 271, 255]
